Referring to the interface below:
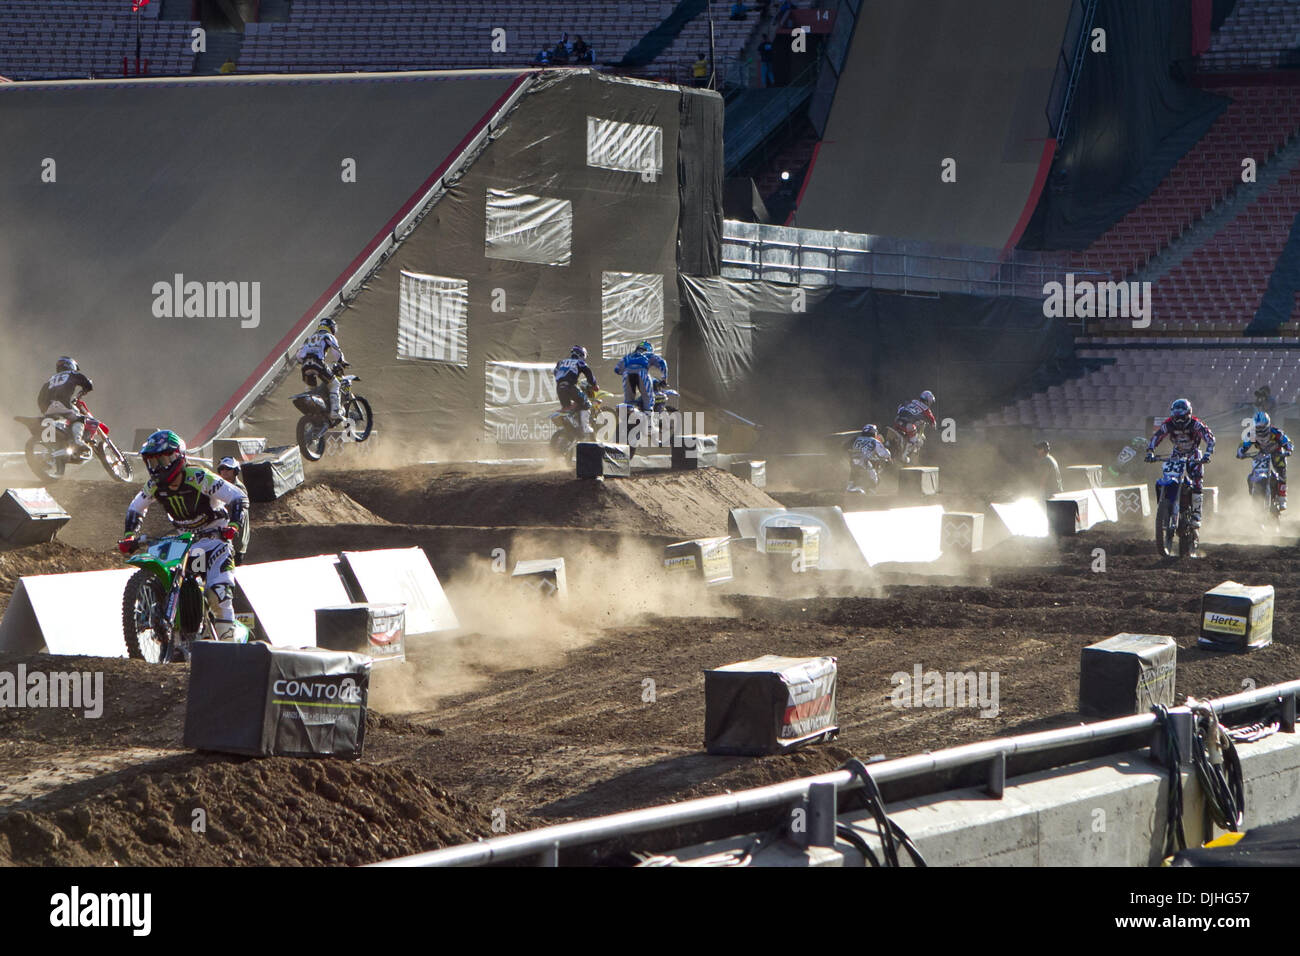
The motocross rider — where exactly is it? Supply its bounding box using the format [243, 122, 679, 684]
[846, 424, 892, 493]
[893, 390, 937, 458]
[119, 430, 248, 651]
[1106, 436, 1149, 481]
[614, 340, 668, 415]
[1236, 411, 1293, 510]
[1145, 398, 1215, 528]
[296, 316, 348, 427]
[554, 345, 599, 438]
[216, 457, 252, 562]
[38, 357, 95, 456]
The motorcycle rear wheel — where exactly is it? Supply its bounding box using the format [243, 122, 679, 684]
[297, 416, 328, 462]
[122, 569, 171, 663]
[24, 438, 65, 482]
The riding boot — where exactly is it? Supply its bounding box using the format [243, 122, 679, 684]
[213, 619, 239, 642]
[579, 408, 593, 438]
[1190, 493, 1204, 528]
[70, 420, 91, 456]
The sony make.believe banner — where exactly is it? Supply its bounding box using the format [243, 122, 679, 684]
[484, 360, 559, 443]
[484, 188, 573, 266]
[397, 270, 469, 366]
[586, 116, 664, 178]
[602, 271, 665, 358]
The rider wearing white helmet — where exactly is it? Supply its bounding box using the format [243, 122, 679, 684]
[1146, 398, 1216, 527]
[295, 317, 348, 426]
[1236, 410, 1293, 510]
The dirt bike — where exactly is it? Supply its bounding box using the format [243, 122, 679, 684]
[1151, 453, 1204, 558]
[14, 398, 133, 483]
[549, 383, 617, 458]
[292, 363, 373, 462]
[884, 421, 924, 466]
[1243, 450, 1285, 531]
[120, 530, 252, 663]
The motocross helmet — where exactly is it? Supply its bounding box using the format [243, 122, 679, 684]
[1170, 398, 1192, 424]
[218, 456, 241, 475]
[317, 317, 337, 334]
[55, 356, 77, 373]
[1254, 410, 1271, 431]
[636, 341, 653, 353]
[571, 345, 587, 361]
[920, 390, 935, 407]
[860, 424, 878, 437]
[141, 429, 187, 484]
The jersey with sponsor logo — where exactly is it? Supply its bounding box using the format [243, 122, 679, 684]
[554, 357, 597, 387]
[125, 465, 247, 534]
[1239, 426, 1293, 459]
[614, 349, 667, 379]
[296, 331, 344, 369]
[1149, 416, 1215, 457]
[895, 399, 936, 429]
[851, 435, 890, 465]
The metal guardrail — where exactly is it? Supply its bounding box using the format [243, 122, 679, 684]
[722, 220, 1110, 297]
[374, 678, 1300, 867]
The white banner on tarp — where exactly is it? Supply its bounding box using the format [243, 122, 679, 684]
[602, 271, 665, 359]
[397, 270, 469, 366]
[484, 360, 559, 443]
[587, 116, 663, 178]
[484, 188, 573, 266]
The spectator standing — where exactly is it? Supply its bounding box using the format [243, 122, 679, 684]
[759, 34, 775, 87]
[572, 35, 592, 63]
[692, 52, 708, 87]
[1035, 441, 1063, 496]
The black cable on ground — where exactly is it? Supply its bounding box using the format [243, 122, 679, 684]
[840, 758, 927, 867]
[1152, 704, 1187, 857]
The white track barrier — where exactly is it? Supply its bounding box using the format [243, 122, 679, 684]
[233, 554, 354, 648]
[341, 548, 460, 635]
[841, 506, 945, 565]
[0, 568, 134, 657]
[989, 499, 1050, 539]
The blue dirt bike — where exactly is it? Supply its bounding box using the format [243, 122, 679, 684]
[1242, 450, 1284, 532]
[1150, 454, 1204, 558]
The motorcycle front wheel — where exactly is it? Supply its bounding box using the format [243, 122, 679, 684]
[345, 395, 374, 443]
[24, 438, 65, 482]
[122, 569, 171, 663]
[1155, 496, 1177, 558]
[97, 439, 133, 482]
[297, 416, 328, 462]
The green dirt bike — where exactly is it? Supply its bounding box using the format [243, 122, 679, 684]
[120, 531, 250, 663]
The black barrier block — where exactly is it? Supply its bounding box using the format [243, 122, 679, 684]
[1079, 633, 1177, 718]
[898, 466, 939, 497]
[705, 655, 838, 755]
[730, 459, 767, 488]
[1200, 581, 1274, 652]
[671, 435, 719, 470]
[212, 436, 267, 463]
[0, 487, 70, 548]
[315, 604, 406, 664]
[184, 641, 370, 758]
[1046, 498, 1079, 536]
[576, 442, 631, 478]
[242, 445, 305, 502]
[663, 536, 733, 584]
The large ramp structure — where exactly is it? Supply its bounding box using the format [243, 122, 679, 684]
[237, 70, 723, 451]
[0, 70, 529, 448]
[794, 0, 1074, 248]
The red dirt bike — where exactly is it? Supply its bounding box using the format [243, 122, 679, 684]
[884, 421, 924, 466]
[14, 398, 133, 483]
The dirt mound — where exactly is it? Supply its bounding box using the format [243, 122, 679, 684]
[0, 756, 489, 866]
[322, 466, 781, 538]
[254, 483, 387, 527]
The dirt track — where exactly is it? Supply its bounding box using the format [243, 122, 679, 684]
[0, 464, 1298, 866]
